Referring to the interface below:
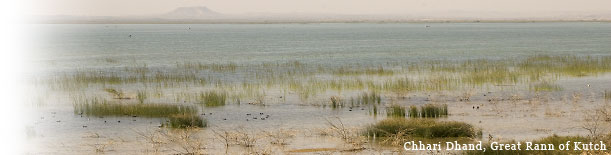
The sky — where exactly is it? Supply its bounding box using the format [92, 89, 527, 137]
[29, 0, 611, 17]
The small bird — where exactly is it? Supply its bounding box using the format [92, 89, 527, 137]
[477, 106, 480, 110]
[56, 120, 61, 122]
[129, 34, 132, 38]
[259, 113, 264, 115]
[118, 120, 121, 123]
[104, 121, 107, 123]
[82, 125, 87, 128]
[587, 84, 591, 87]
[473, 106, 475, 109]
[261, 118, 265, 120]
[223, 118, 227, 120]
[246, 113, 251, 116]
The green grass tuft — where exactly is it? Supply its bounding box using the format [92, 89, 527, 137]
[74, 98, 196, 117]
[407, 104, 448, 118]
[366, 118, 478, 138]
[197, 91, 227, 107]
[165, 114, 207, 128]
[531, 81, 563, 92]
[386, 105, 406, 117]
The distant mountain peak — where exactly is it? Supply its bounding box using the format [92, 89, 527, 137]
[162, 6, 221, 19]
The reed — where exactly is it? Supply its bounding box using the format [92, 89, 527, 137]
[408, 105, 418, 118]
[365, 118, 478, 138]
[354, 91, 381, 105]
[531, 81, 563, 92]
[330, 96, 344, 108]
[137, 90, 147, 104]
[74, 98, 196, 117]
[407, 104, 448, 118]
[386, 105, 406, 117]
[197, 91, 227, 107]
[165, 114, 207, 128]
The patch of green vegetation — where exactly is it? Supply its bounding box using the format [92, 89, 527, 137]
[407, 104, 448, 118]
[531, 81, 563, 92]
[332, 66, 394, 76]
[165, 114, 207, 128]
[366, 118, 479, 138]
[74, 98, 196, 117]
[136, 90, 147, 104]
[177, 62, 238, 72]
[463, 134, 593, 155]
[386, 105, 406, 117]
[353, 91, 382, 105]
[197, 91, 227, 107]
[408, 105, 418, 118]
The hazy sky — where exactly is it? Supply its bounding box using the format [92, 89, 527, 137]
[30, 0, 611, 16]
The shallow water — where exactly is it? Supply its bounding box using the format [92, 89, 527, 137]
[27, 23, 611, 154]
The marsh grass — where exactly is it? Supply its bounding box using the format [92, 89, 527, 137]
[531, 81, 563, 92]
[333, 66, 394, 76]
[74, 98, 196, 117]
[353, 91, 381, 105]
[407, 104, 448, 118]
[137, 90, 147, 104]
[408, 105, 418, 118]
[366, 118, 478, 138]
[177, 62, 238, 72]
[330, 96, 344, 108]
[197, 91, 227, 107]
[165, 114, 206, 128]
[104, 88, 127, 99]
[386, 105, 406, 117]
[463, 134, 595, 155]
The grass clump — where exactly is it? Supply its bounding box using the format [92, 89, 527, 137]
[463, 134, 595, 155]
[366, 118, 478, 138]
[330, 96, 344, 108]
[136, 90, 147, 104]
[531, 81, 563, 92]
[197, 91, 227, 107]
[353, 91, 382, 105]
[165, 114, 207, 128]
[407, 104, 448, 118]
[74, 98, 196, 117]
[386, 105, 406, 117]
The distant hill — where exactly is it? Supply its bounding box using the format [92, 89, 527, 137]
[33, 6, 611, 24]
[160, 6, 222, 19]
